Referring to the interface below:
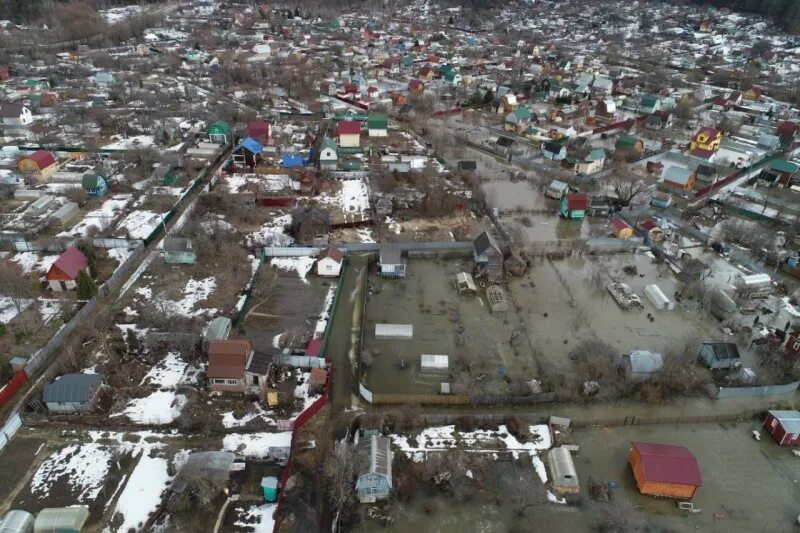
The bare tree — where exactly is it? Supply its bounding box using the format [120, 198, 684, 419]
[0, 263, 35, 333]
[607, 169, 648, 207]
[508, 463, 546, 516]
[324, 442, 358, 530]
[593, 497, 648, 533]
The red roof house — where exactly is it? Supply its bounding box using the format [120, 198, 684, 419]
[18, 150, 56, 172]
[206, 339, 254, 393]
[306, 338, 323, 358]
[764, 410, 800, 446]
[247, 120, 270, 144]
[409, 79, 424, 94]
[46, 247, 90, 291]
[629, 442, 702, 499]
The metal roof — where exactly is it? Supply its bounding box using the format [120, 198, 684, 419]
[627, 350, 664, 374]
[0, 510, 34, 533]
[33, 506, 89, 533]
[632, 442, 702, 487]
[42, 373, 102, 404]
[769, 410, 800, 434]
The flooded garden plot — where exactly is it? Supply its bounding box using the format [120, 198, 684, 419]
[361, 258, 536, 395]
[241, 259, 333, 353]
[572, 422, 800, 532]
[510, 252, 721, 374]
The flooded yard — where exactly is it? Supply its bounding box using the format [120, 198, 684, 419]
[361, 258, 535, 395]
[510, 252, 726, 374]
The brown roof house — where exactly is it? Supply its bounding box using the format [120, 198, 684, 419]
[207, 340, 259, 393]
[317, 245, 344, 277]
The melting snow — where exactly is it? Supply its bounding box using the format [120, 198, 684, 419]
[110, 453, 171, 532]
[223, 432, 292, 458]
[12, 252, 59, 274]
[270, 257, 315, 283]
[234, 504, 277, 533]
[112, 391, 187, 425]
[248, 214, 293, 247]
[31, 443, 113, 501]
[0, 296, 33, 324]
[140, 352, 189, 388]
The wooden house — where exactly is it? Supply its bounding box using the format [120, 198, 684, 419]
[688, 127, 722, 161]
[662, 166, 695, 191]
[291, 207, 330, 245]
[629, 442, 702, 499]
[336, 120, 361, 148]
[206, 340, 255, 393]
[46, 247, 90, 292]
[408, 79, 424, 96]
[560, 193, 588, 220]
[764, 410, 800, 446]
[611, 218, 633, 238]
[473, 231, 503, 282]
[319, 138, 338, 170]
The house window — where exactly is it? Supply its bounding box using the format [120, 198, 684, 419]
[771, 418, 778, 429]
[226, 379, 240, 385]
[252, 375, 259, 385]
[212, 379, 226, 385]
[793, 342, 800, 351]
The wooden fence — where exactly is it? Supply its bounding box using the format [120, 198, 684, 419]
[570, 408, 765, 428]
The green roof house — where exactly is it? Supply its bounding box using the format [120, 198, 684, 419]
[319, 138, 338, 169]
[639, 95, 661, 114]
[505, 107, 532, 131]
[208, 120, 231, 144]
[81, 171, 108, 197]
[444, 69, 462, 85]
[367, 113, 388, 137]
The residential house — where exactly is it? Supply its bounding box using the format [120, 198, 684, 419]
[743, 86, 763, 101]
[81, 171, 109, 197]
[355, 436, 393, 503]
[46, 247, 90, 291]
[505, 107, 532, 133]
[643, 111, 672, 131]
[637, 219, 664, 243]
[18, 150, 56, 173]
[444, 69, 462, 86]
[417, 65, 435, 81]
[688, 127, 722, 161]
[611, 218, 633, 238]
[43, 373, 103, 413]
[629, 442, 702, 499]
[163, 237, 197, 265]
[206, 339, 255, 393]
[408, 79, 424, 96]
[0, 103, 33, 126]
[764, 410, 800, 446]
[501, 93, 519, 113]
[783, 330, 800, 357]
[639, 95, 662, 114]
[291, 207, 330, 245]
[662, 166, 695, 191]
[367, 113, 388, 137]
[473, 231, 503, 282]
[92, 71, 115, 86]
[693, 164, 718, 189]
[615, 134, 644, 159]
[317, 245, 344, 277]
[319, 138, 338, 170]
[545, 180, 568, 199]
[560, 193, 589, 220]
[542, 140, 567, 161]
[232, 137, 262, 168]
[698, 342, 740, 369]
[620, 350, 663, 381]
[573, 149, 606, 175]
[379, 244, 406, 278]
[760, 160, 799, 188]
[596, 98, 616, 119]
[337, 120, 361, 148]
[247, 120, 271, 145]
[208, 120, 231, 144]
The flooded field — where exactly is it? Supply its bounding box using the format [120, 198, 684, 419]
[361, 258, 534, 395]
[510, 252, 729, 373]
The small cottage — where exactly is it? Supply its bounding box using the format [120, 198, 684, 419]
[611, 218, 633, 239]
[206, 339, 255, 393]
[473, 231, 503, 282]
[46, 247, 90, 291]
[163, 237, 196, 265]
[629, 442, 701, 499]
[291, 207, 330, 245]
[336, 120, 361, 148]
[43, 373, 103, 413]
[688, 127, 722, 160]
[356, 436, 393, 503]
[561, 193, 588, 220]
[764, 410, 800, 446]
[319, 138, 338, 170]
[662, 166, 695, 191]
[698, 342, 740, 370]
[367, 113, 388, 137]
[317, 245, 344, 277]
[232, 138, 262, 168]
[18, 150, 56, 172]
[379, 244, 406, 278]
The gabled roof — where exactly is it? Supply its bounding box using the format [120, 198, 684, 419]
[235, 137, 263, 154]
[632, 441, 702, 487]
[663, 166, 693, 185]
[336, 120, 361, 136]
[769, 410, 800, 434]
[564, 193, 589, 211]
[24, 150, 56, 169]
[701, 342, 740, 361]
[320, 138, 338, 155]
[611, 218, 631, 231]
[473, 230, 501, 256]
[49, 247, 89, 279]
[0, 102, 25, 117]
[318, 245, 344, 263]
[43, 373, 102, 403]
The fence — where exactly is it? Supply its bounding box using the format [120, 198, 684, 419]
[0, 412, 23, 454]
[717, 380, 800, 399]
[235, 252, 265, 330]
[570, 408, 765, 428]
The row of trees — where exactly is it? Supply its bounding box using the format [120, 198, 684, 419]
[686, 0, 800, 33]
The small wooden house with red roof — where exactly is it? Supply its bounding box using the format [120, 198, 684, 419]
[46, 247, 90, 291]
[409, 79, 424, 96]
[18, 150, 57, 177]
[247, 120, 270, 145]
[629, 441, 702, 500]
[336, 120, 361, 148]
[743, 85, 763, 101]
[418, 65, 435, 81]
[611, 218, 633, 238]
[560, 193, 589, 220]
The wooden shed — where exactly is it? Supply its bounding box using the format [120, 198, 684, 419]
[629, 442, 701, 500]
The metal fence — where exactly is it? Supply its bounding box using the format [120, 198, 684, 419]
[717, 380, 800, 399]
[571, 408, 764, 428]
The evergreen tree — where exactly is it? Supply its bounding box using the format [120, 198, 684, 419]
[76, 270, 97, 300]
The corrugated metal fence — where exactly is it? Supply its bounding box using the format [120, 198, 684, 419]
[717, 380, 800, 399]
[0, 412, 23, 454]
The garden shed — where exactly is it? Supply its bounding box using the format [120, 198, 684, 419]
[42, 373, 103, 413]
[629, 442, 702, 500]
[33, 506, 89, 533]
[208, 120, 231, 144]
[698, 342, 740, 369]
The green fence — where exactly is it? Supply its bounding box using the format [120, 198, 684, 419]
[318, 258, 347, 359]
[236, 252, 266, 332]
